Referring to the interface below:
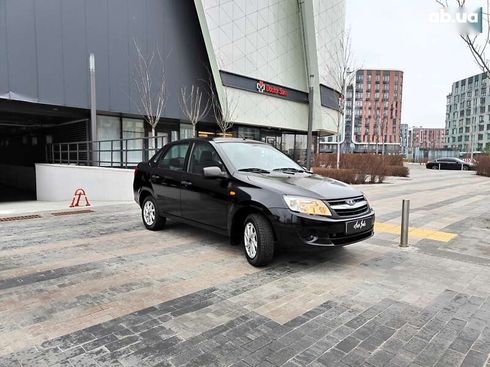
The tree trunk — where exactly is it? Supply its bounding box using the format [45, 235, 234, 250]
[151, 126, 156, 154]
[192, 124, 196, 138]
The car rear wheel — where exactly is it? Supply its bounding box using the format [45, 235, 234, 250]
[142, 196, 166, 231]
[243, 213, 274, 266]
[431, 165, 439, 170]
[463, 165, 469, 171]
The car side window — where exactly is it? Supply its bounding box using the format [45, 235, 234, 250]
[157, 143, 190, 170]
[189, 142, 224, 175]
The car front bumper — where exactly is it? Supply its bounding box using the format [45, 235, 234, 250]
[268, 208, 375, 248]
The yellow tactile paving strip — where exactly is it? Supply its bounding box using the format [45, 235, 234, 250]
[375, 222, 457, 242]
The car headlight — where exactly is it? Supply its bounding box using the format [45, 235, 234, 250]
[283, 195, 331, 216]
[363, 195, 371, 208]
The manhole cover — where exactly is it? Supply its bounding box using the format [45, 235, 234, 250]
[0, 214, 42, 222]
[51, 209, 94, 216]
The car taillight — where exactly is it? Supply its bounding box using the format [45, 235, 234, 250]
[134, 167, 139, 176]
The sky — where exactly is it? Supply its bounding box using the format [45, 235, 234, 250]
[346, 0, 483, 128]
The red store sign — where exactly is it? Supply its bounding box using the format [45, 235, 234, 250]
[256, 80, 288, 97]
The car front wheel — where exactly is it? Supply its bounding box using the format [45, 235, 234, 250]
[142, 196, 166, 231]
[243, 213, 274, 266]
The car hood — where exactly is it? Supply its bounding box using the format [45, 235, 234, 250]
[237, 172, 363, 200]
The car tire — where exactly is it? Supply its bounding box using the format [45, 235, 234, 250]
[463, 165, 469, 171]
[243, 213, 274, 267]
[431, 165, 439, 170]
[142, 196, 166, 231]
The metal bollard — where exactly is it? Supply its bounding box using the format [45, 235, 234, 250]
[400, 199, 410, 247]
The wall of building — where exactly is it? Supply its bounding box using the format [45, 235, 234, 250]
[35, 164, 134, 201]
[321, 69, 404, 153]
[313, 0, 346, 90]
[445, 72, 490, 152]
[0, 0, 211, 121]
[197, 0, 345, 134]
[200, 0, 308, 92]
[411, 127, 445, 150]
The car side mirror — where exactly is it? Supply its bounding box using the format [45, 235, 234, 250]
[203, 166, 227, 178]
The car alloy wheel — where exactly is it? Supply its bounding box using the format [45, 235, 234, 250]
[243, 214, 274, 266]
[143, 200, 156, 226]
[141, 196, 166, 231]
[244, 222, 258, 259]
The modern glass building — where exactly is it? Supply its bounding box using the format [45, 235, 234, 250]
[0, 0, 345, 200]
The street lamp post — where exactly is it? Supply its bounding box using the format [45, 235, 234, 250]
[89, 53, 97, 165]
[336, 69, 356, 169]
[336, 97, 343, 169]
[306, 74, 314, 170]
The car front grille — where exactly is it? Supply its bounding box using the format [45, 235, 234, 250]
[326, 196, 370, 217]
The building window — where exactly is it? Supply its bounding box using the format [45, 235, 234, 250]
[238, 127, 260, 140]
[97, 116, 121, 166]
[122, 118, 145, 165]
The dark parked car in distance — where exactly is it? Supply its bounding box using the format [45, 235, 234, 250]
[426, 157, 475, 171]
[134, 138, 375, 266]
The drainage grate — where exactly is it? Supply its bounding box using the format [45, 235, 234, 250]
[51, 209, 94, 216]
[0, 214, 42, 222]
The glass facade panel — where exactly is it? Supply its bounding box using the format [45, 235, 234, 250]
[122, 118, 144, 166]
[294, 134, 307, 164]
[97, 115, 120, 166]
[180, 123, 193, 139]
[238, 126, 260, 140]
[281, 133, 295, 159]
[156, 132, 169, 150]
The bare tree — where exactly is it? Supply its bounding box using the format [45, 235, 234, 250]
[179, 85, 210, 138]
[132, 39, 167, 151]
[326, 29, 357, 168]
[435, 0, 490, 75]
[435, 0, 489, 159]
[209, 79, 238, 136]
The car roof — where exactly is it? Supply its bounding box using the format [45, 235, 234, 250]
[169, 137, 266, 145]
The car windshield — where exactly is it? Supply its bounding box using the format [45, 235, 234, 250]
[219, 142, 304, 173]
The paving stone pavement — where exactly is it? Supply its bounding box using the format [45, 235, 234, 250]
[0, 165, 489, 366]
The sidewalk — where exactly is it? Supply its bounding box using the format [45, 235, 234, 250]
[0, 200, 135, 217]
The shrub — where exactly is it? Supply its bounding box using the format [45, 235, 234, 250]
[312, 153, 408, 184]
[476, 155, 490, 177]
[312, 168, 361, 184]
[385, 165, 409, 177]
[383, 155, 404, 167]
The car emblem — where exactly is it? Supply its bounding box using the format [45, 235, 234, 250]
[346, 199, 355, 206]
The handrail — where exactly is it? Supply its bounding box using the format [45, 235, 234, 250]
[47, 136, 168, 168]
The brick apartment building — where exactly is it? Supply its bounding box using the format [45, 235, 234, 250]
[321, 69, 403, 154]
[409, 127, 445, 150]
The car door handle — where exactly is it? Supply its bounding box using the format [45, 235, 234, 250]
[151, 174, 161, 181]
[181, 180, 192, 187]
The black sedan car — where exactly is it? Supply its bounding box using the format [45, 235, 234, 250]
[134, 138, 375, 266]
[426, 157, 474, 170]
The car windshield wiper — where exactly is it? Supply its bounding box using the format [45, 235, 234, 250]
[238, 168, 270, 174]
[272, 167, 305, 174]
